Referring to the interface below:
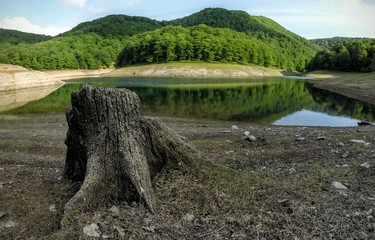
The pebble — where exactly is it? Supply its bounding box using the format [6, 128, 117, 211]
[49, 204, 56, 212]
[338, 142, 345, 147]
[341, 151, 349, 158]
[244, 131, 250, 136]
[83, 223, 101, 238]
[183, 213, 195, 222]
[115, 226, 125, 237]
[244, 135, 256, 142]
[0, 212, 5, 218]
[109, 206, 120, 216]
[331, 181, 348, 190]
[2, 220, 16, 228]
[317, 136, 326, 140]
[360, 162, 371, 169]
[288, 168, 296, 174]
[0, 167, 4, 171]
[350, 139, 371, 146]
[221, 130, 231, 133]
[295, 137, 306, 141]
[231, 125, 239, 131]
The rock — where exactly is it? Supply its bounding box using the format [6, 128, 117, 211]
[221, 130, 231, 133]
[231, 125, 239, 131]
[360, 162, 371, 169]
[341, 151, 349, 158]
[342, 164, 350, 167]
[115, 226, 125, 238]
[331, 181, 348, 190]
[245, 135, 256, 142]
[49, 204, 56, 212]
[244, 131, 250, 136]
[183, 213, 195, 222]
[288, 168, 296, 174]
[295, 137, 306, 141]
[3, 220, 16, 228]
[0, 212, 5, 218]
[83, 223, 101, 238]
[338, 142, 345, 147]
[350, 139, 370, 145]
[109, 206, 120, 216]
[0, 167, 4, 171]
[317, 136, 326, 140]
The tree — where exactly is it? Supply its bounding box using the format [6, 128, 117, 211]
[63, 85, 200, 216]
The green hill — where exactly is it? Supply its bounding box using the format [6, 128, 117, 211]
[118, 8, 321, 71]
[59, 14, 162, 38]
[0, 8, 322, 71]
[0, 28, 52, 45]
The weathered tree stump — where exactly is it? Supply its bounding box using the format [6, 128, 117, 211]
[63, 85, 199, 214]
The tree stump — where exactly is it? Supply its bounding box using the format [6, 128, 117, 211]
[63, 85, 199, 214]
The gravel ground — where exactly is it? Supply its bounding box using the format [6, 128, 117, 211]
[0, 113, 374, 239]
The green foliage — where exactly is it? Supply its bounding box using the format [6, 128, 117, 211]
[116, 24, 315, 71]
[60, 15, 162, 38]
[308, 39, 375, 72]
[0, 28, 52, 45]
[0, 33, 126, 70]
[0, 8, 321, 71]
[311, 37, 370, 49]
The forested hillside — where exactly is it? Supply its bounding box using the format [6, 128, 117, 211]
[0, 33, 126, 70]
[0, 8, 321, 71]
[117, 24, 309, 71]
[311, 37, 369, 49]
[0, 28, 52, 45]
[308, 39, 375, 72]
[60, 15, 162, 38]
[166, 8, 320, 52]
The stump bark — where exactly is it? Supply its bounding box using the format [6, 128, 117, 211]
[63, 85, 199, 213]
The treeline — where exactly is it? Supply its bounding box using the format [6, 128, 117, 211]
[310, 37, 369, 49]
[0, 33, 126, 70]
[60, 15, 162, 38]
[0, 28, 52, 45]
[117, 25, 312, 71]
[308, 39, 375, 72]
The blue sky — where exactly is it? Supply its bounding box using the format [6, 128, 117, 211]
[0, 0, 374, 38]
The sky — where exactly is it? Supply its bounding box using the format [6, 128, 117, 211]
[0, 0, 375, 39]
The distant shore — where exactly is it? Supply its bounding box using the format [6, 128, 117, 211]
[102, 62, 285, 78]
[44, 68, 114, 81]
[305, 70, 375, 105]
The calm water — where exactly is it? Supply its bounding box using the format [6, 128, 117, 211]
[1, 77, 374, 126]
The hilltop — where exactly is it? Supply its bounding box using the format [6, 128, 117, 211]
[0, 28, 52, 45]
[0, 8, 321, 72]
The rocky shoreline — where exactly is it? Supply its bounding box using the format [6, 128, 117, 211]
[0, 64, 64, 92]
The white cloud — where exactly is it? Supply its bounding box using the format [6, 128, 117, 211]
[60, 0, 87, 8]
[88, 5, 106, 14]
[0, 17, 70, 36]
[251, 0, 375, 38]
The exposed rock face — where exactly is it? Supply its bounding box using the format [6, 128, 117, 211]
[0, 64, 64, 91]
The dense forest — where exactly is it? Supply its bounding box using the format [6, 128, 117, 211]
[308, 39, 375, 72]
[59, 15, 162, 38]
[0, 33, 126, 70]
[117, 24, 311, 71]
[310, 37, 369, 49]
[0, 28, 52, 45]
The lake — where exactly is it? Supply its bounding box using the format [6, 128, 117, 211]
[1, 77, 374, 126]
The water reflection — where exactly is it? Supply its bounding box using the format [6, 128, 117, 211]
[1, 77, 374, 126]
[0, 85, 63, 112]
